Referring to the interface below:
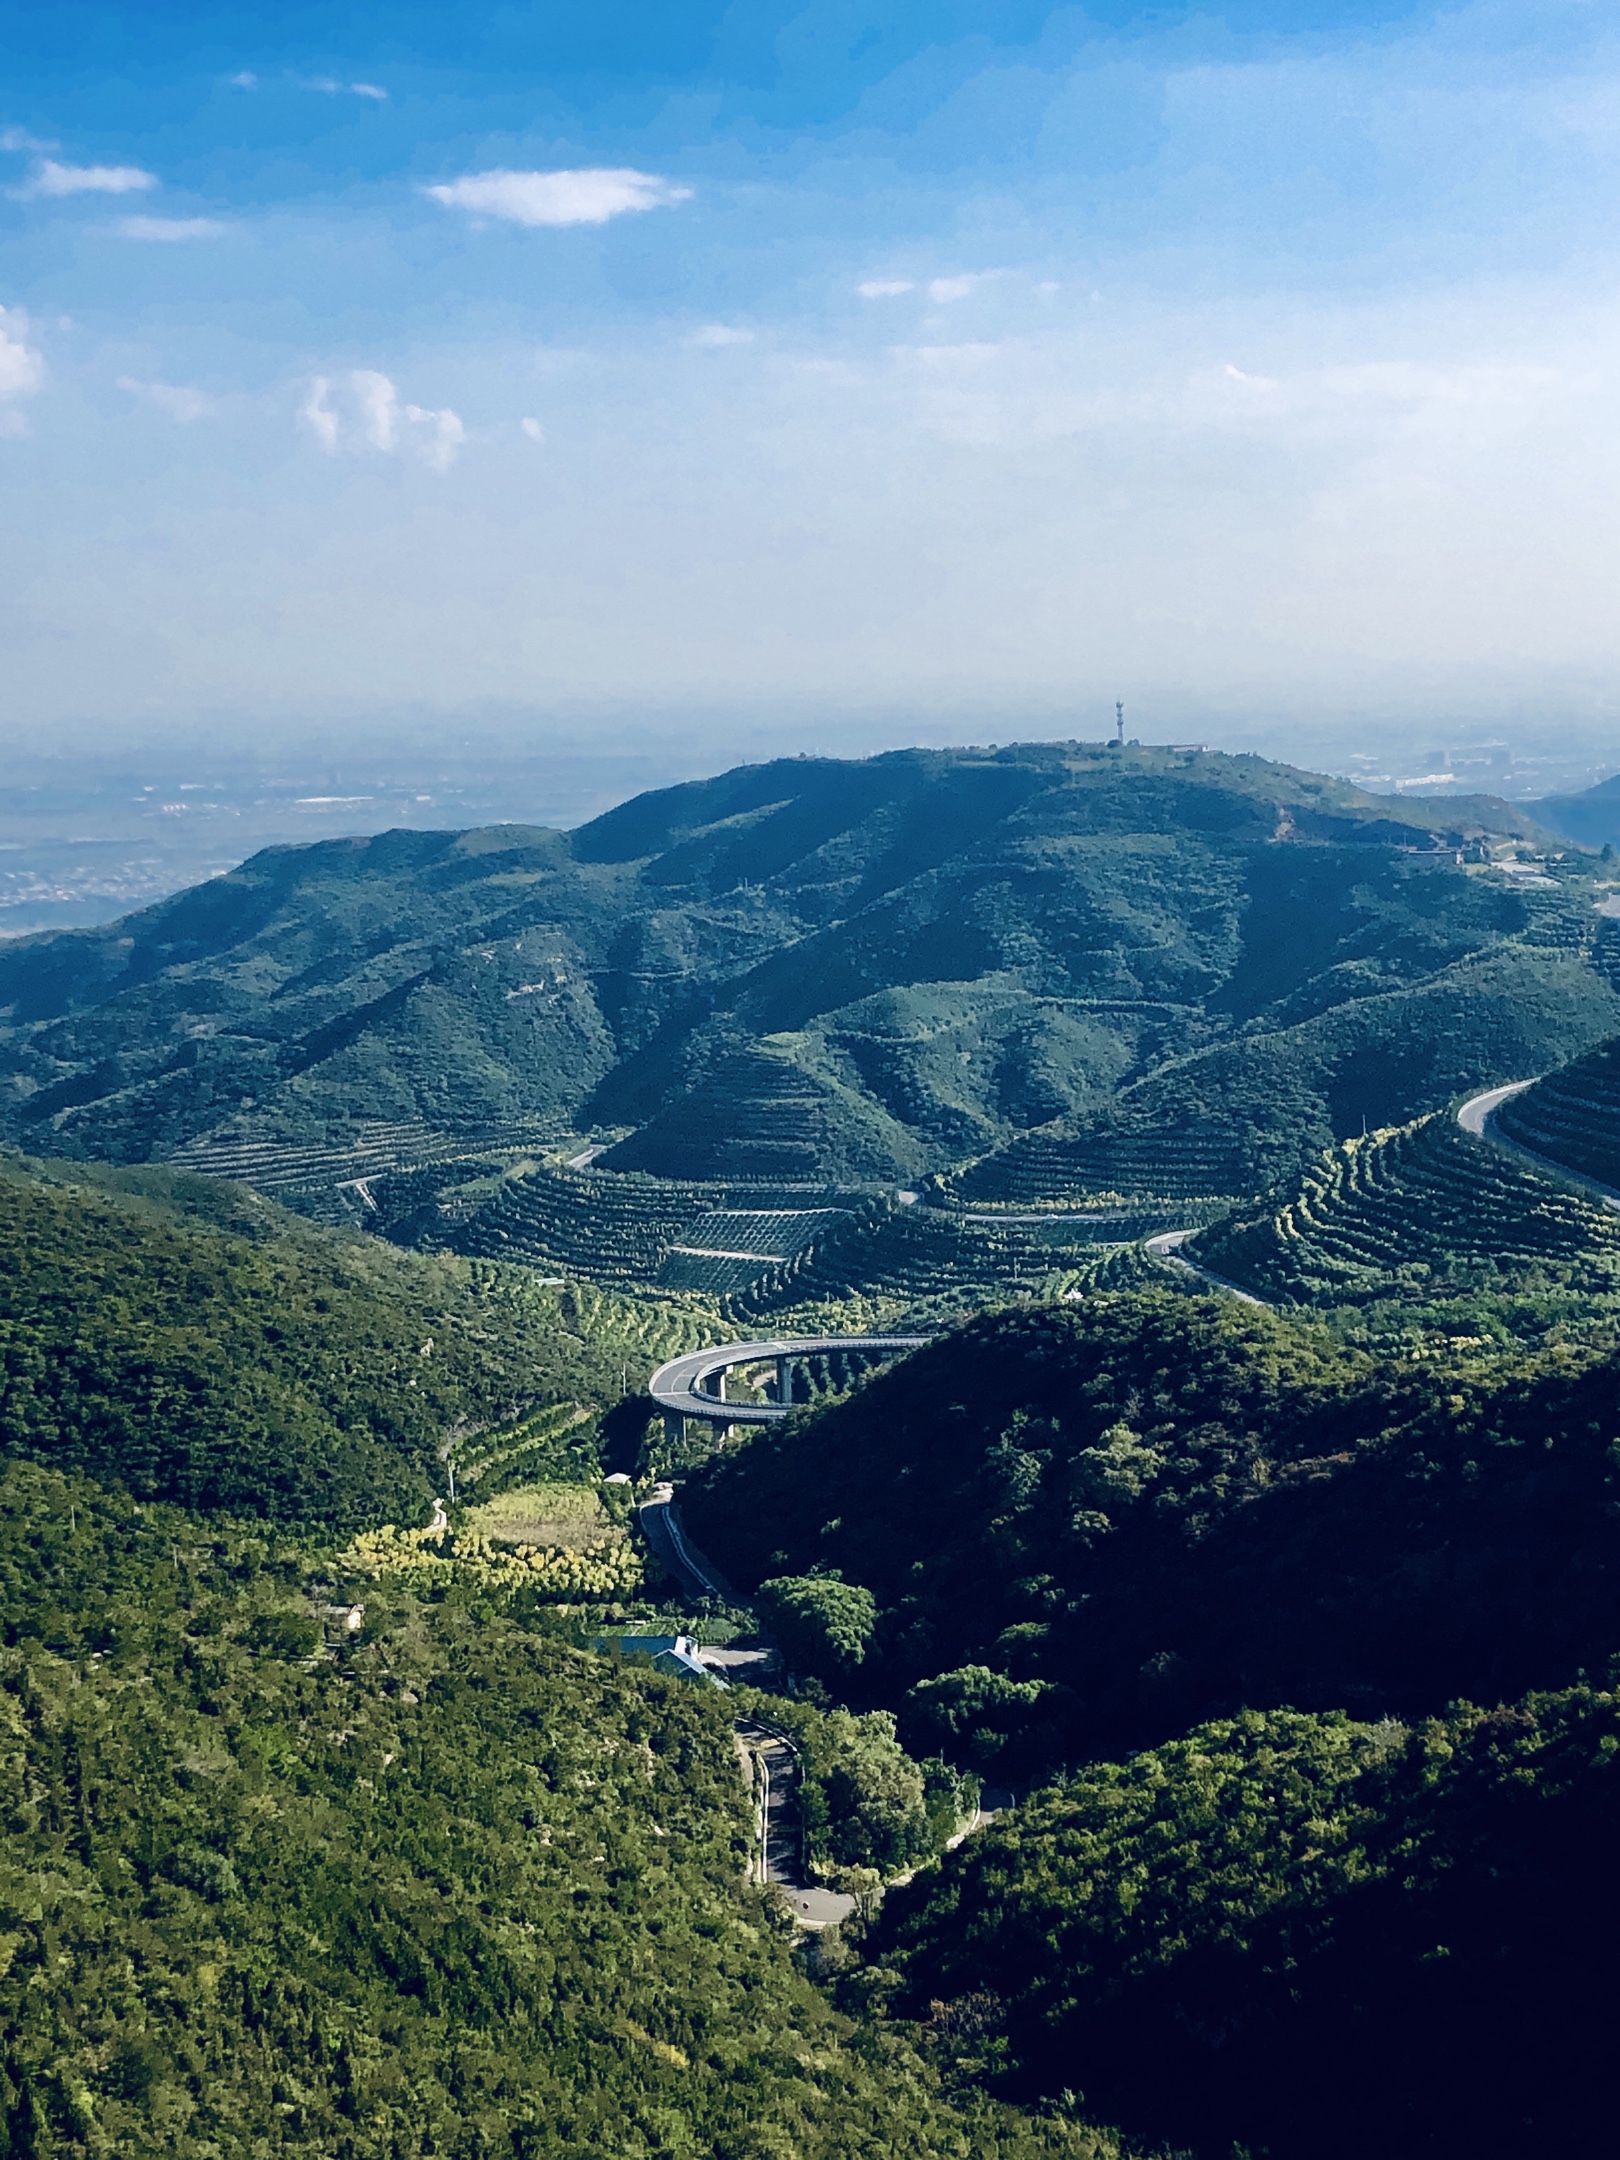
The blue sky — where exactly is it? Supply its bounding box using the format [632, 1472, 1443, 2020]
[4, 0, 1620, 759]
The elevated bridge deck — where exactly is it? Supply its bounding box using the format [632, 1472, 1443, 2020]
[648, 1334, 929, 1433]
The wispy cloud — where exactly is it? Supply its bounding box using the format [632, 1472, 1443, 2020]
[520, 417, 545, 444]
[117, 216, 227, 242]
[30, 158, 156, 197]
[927, 274, 986, 305]
[691, 324, 754, 347]
[228, 72, 257, 90]
[303, 77, 388, 100]
[301, 377, 340, 453]
[0, 306, 43, 437]
[425, 168, 691, 227]
[302, 370, 466, 471]
[1, 127, 58, 154]
[858, 279, 914, 298]
[117, 375, 215, 422]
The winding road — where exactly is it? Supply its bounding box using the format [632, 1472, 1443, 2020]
[1143, 1227, 1271, 1307]
[1455, 1080, 1620, 1212]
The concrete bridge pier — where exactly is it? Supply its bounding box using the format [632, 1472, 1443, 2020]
[775, 1355, 798, 1406]
[663, 1410, 686, 1448]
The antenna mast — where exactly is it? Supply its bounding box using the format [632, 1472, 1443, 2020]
[1114, 701, 1125, 747]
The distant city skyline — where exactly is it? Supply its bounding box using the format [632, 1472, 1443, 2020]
[5, 0, 1620, 753]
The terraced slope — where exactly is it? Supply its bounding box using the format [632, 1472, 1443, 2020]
[1192, 1112, 1620, 1306]
[1495, 1032, 1620, 1188]
[957, 946, 1620, 1210]
[0, 743, 1600, 1222]
[656, 1205, 849, 1294]
[451, 1162, 868, 1290]
[724, 1197, 1146, 1318]
[456, 1165, 719, 1280]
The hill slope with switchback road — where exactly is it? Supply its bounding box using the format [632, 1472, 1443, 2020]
[0, 742, 1611, 1259]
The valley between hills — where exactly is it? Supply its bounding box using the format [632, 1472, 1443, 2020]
[2, 740, 1620, 2158]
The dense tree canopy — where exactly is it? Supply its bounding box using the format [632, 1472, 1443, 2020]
[686, 1293, 1620, 1760]
[0, 1460, 1104, 2160]
[872, 1686, 1620, 2158]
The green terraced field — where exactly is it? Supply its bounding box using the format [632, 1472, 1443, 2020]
[726, 1197, 1147, 1317]
[456, 1164, 721, 1281]
[953, 1113, 1256, 1209]
[655, 1205, 849, 1293]
[1496, 1031, 1620, 1188]
[451, 1164, 869, 1292]
[1193, 1112, 1620, 1306]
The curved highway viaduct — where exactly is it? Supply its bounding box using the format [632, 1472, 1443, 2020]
[648, 1333, 930, 1443]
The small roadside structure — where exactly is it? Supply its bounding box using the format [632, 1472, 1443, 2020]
[595, 1633, 731, 1689]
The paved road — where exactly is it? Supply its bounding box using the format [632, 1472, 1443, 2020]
[636, 1482, 742, 1604]
[1456, 1080, 1620, 1212]
[1456, 1079, 1537, 1138]
[736, 1715, 856, 1929]
[1145, 1228, 1271, 1307]
[649, 1333, 930, 1429]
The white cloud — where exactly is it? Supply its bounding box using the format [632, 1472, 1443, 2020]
[31, 158, 156, 196]
[1224, 362, 1280, 391]
[858, 278, 914, 298]
[301, 369, 465, 470]
[691, 324, 754, 347]
[117, 376, 215, 423]
[305, 77, 388, 99]
[405, 402, 465, 473]
[1, 128, 57, 153]
[117, 216, 228, 242]
[0, 306, 43, 406]
[301, 376, 340, 453]
[228, 71, 258, 89]
[927, 275, 982, 305]
[352, 368, 398, 451]
[425, 168, 691, 227]
[520, 417, 545, 444]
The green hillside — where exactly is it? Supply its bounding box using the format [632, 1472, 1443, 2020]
[0, 1460, 1101, 2160]
[0, 1149, 701, 1522]
[1191, 1109, 1620, 1315]
[954, 945, 1620, 1208]
[1494, 1028, 1620, 1186]
[870, 1683, 1620, 2159]
[0, 745, 1605, 1262]
[682, 1294, 1620, 1763]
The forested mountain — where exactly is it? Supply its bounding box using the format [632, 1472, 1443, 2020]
[0, 1149, 692, 1521]
[683, 1293, 1620, 1764]
[0, 1461, 1097, 2160]
[0, 745, 1603, 1237]
[2, 1080, 1617, 2155]
[870, 1683, 1620, 2158]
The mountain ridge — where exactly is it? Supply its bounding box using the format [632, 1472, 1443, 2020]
[0, 743, 1602, 1244]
